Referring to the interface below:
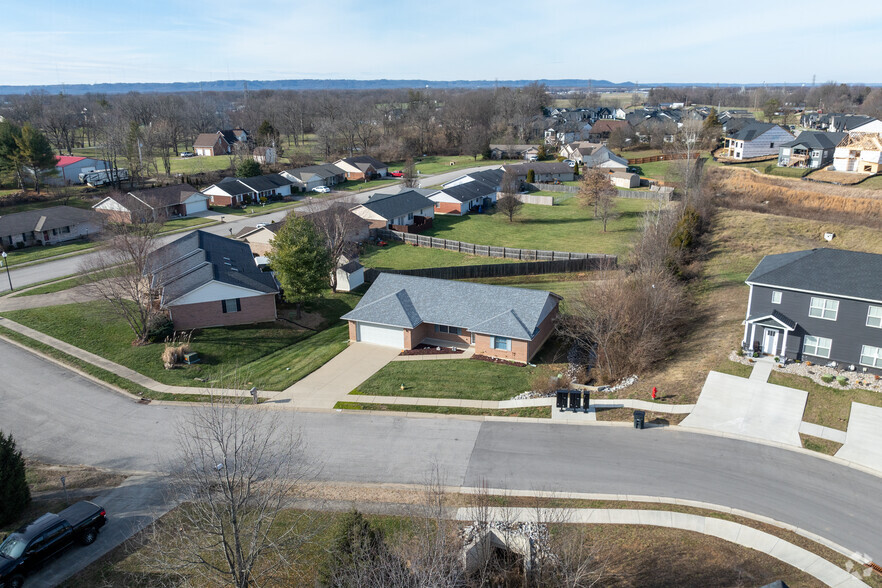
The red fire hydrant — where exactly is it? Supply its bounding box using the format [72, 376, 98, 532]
[651, 387, 657, 400]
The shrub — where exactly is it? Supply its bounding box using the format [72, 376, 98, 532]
[147, 314, 174, 342]
[821, 374, 834, 383]
[0, 432, 31, 527]
[836, 375, 848, 386]
[531, 369, 572, 396]
[736, 349, 744, 357]
[526, 169, 535, 183]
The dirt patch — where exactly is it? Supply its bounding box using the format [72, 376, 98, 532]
[26, 460, 128, 494]
[275, 309, 325, 330]
[472, 354, 526, 367]
[594, 407, 687, 426]
[808, 170, 874, 185]
[800, 434, 844, 456]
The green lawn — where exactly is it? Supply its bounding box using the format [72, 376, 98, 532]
[768, 370, 882, 431]
[465, 272, 597, 304]
[858, 175, 882, 190]
[335, 178, 401, 192]
[632, 160, 676, 180]
[352, 359, 538, 401]
[360, 241, 517, 270]
[387, 155, 519, 176]
[1, 295, 356, 390]
[424, 197, 650, 255]
[0, 195, 95, 214]
[4, 239, 97, 265]
[210, 199, 297, 216]
[159, 217, 218, 232]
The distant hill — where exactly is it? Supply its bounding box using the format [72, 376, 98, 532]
[0, 78, 636, 96]
[2, 78, 874, 96]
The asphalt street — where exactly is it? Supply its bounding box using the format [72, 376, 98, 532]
[2, 338, 881, 564]
[0, 164, 502, 293]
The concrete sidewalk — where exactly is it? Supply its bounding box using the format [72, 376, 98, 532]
[449, 506, 868, 587]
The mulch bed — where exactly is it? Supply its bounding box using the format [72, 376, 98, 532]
[400, 344, 465, 356]
[471, 354, 526, 367]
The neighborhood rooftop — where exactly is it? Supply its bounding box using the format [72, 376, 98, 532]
[730, 121, 778, 141]
[342, 273, 560, 340]
[0, 205, 97, 236]
[361, 189, 434, 219]
[147, 230, 277, 305]
[746, 248, 882, 302]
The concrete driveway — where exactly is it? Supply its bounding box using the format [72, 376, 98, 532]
[271, 342, 400, 408]
[837, 403, 882, 471]
[681, 371, 808, 446]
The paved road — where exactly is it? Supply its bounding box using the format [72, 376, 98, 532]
[2, 338, 882, 564]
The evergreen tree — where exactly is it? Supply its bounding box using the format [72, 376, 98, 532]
[268, 217, 332, 318]
[0, 121, 26, 191]
[0, 431, 31, 527]
[526, 168, 535, 183]
[236, 158, 261, 178]
[15, 124, 57, 194]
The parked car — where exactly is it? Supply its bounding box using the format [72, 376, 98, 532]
[0, 501, 107, 588]
[388, 171, 404, 177]
[312, 186, 331, 193]
[180, 151, 195, 158]
[563, 159, 576, 167]
[526, 155, 539, 162]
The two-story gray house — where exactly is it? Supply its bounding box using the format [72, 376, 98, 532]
[777, 131, 846, 169]
[743, 249, 882, 373]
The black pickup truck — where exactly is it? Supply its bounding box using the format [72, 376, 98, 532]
[0, 501, 107, 588]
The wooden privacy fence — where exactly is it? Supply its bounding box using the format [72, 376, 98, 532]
[627, 152, 701, 165]
[616, 188, 671, 201]
[529, 183, 579, 193]
[372, 229, 610, 262]
[364, 256, 616, 283]
[514, 193, 554, 205]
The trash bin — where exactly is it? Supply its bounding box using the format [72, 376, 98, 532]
[633, 410, 645, 429]
[556, 390, 568, 411]
[582, 391, 590, 412]
[569, 391, 581, 410]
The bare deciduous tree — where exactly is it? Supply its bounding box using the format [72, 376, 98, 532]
[578, 168, 614, 218]
[150, 396, 319, 588]
[402, 157, 419, 188]
[497, 170, 523, 222]
[79, 219, 163, 345]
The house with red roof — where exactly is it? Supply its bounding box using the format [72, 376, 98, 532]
[53, 156, 110, 185]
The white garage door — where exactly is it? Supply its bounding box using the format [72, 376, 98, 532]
[185, 199, 208, 214]
[356, 322, 404, 348]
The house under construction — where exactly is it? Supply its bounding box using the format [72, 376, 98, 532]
[832, 133, 882, 174]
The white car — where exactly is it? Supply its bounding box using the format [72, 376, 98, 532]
[312, 185, 331, 193]
[180, 151, 195, 158]
[563, 159, 576, 167]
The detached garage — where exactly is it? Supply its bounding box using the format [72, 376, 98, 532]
[353, 322, 404, 348]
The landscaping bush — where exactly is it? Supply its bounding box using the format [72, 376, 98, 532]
[0, 432, 31, 527]
[147, 314, 174, 342]
[821, 374, 835, 383]
[836, 375, 848, 386]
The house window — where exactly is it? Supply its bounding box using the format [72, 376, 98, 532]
[61, 226, 70, 234]
[492, 336, 512, 351]
[868, 306, 882, 328]
[809, 297, 838, 320]
[770, 142, 775, 149]
[860, 345, 882, 368]
[435, 203, 440, 209]
[221, 298, 241, 313]
[771, 291, 782, 304]
[407, 212, 414, 221]
[803, 335, 832, 358]
[435, 325, 461, 335]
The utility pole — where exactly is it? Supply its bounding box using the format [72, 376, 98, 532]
[1, 251, 13, 291]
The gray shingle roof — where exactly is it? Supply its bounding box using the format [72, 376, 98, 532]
[359, 190, 434, 220]
[746, 248, 882, 302]
[237, 173, 293, 192]
[746, 309, 797, 329]
[147, 230, 278, 305]
[503, 161, 574, 175]
[128, 183, 200, 208]
[782, 131, 846, 150]
[0, 206, 97, 237]
[436, 181, 496, 203]
[342, 273, 560, 340]
[338, 155, 388, 170]
[730, 122, 778, 142]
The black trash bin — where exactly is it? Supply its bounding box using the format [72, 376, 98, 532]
[556, 390, 568, 411]
[569, 391, 581, 410]
[633, 410, 645, 429]
[582, 391, 590, 412]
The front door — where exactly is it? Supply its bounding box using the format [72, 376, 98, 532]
[762, 328, 779, 355]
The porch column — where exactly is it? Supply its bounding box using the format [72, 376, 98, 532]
[780, 331, 788, 357]
[750, 324, 756, 348]
[743, 323, 750, 346]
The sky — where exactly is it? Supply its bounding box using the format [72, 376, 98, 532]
[2, 0, 882, 87]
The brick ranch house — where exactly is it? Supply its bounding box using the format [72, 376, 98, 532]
[342, 273, 561, 363]
[146, 230, 278, 330]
